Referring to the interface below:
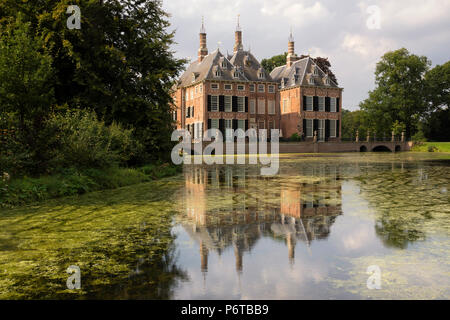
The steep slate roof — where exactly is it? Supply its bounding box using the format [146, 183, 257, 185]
[270, 56, 339, 89]
[177, 49, 275, 88]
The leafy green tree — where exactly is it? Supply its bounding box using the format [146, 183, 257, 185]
[425, 61, 450, 111]
[341, 109, 369, 140]
[360, 48, 431, 137]
[0, 16, 55, 172]
[261, 53, 287, 73]
[0, 0, 187, 164]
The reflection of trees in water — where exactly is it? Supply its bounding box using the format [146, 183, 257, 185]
[181, 164, 342, 271]
[356, 162, 450, 249]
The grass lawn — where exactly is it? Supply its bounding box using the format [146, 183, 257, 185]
[411, 142, 450, 152]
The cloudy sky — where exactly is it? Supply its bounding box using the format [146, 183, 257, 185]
[162, 0, 450, 110]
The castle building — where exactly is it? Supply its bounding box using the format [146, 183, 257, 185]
[173, 18, 343, 141]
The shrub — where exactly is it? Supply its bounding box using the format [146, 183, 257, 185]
[46, 110, 140, 170]
[290, 133, 302, 142]
[428, 145, 438, 152]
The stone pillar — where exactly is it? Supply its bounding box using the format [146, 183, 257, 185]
[401, 131, 405, 142]
[391, 131, 395, 142]
[366, 130, 370, 142]
[356, 130, 359, 142]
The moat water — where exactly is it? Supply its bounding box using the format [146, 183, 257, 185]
[1, 153, 449, 299]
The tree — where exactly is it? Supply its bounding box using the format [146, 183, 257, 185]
[261, 53, 287, 73]
[0, 16, 55, 171]
[341, 109, 369, 140]
[360, 48, 431, 137]
[425, 61, 450, 112]
[0, 0, 187, 163]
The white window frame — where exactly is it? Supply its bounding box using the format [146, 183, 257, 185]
[237, 85, 245, 91]
[210, 118, 219, 129]
[283, 99, 288, 113]
[237, 96, 245, 112]
[238, 119, 245, 130]
[258, 84, 265, 92]
[318, 96, 325, 111]
[224, 84, 232, 90]
[306, 96, 313, 111]
[222, 61, 227, 68]
[306, 119, 313, 137]
[309, 77, 315, 85]
[249, 99, 256, 114]
[225, 119, 233, 140]
[330, 119, 337, 138]
[318, 119, 325, 141]
[330, 98, 336, 112]
[211, 83, 219, 90]
[258, 99, 265, 114]
[199, 84, 203, 93]
[268, 85, 275, 93]
[268, 100, 275, 115]
[249, 84, 255, 92]
[224, 95, 232, 112]
[211, 95, 219, 112]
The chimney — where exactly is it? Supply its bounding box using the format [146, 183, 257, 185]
[198, 17, 208, 63]
[234, 15, 243, 53]
[287, 29, 299, 67]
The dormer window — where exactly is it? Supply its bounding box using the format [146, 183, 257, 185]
[314, 66, 319, 75]
[191, 72, 199, 83]
[221, 61, 227, 68]
[258, 71, 265, 79]
[325, 77, 331, 86]
[215, 69, 221, 77]
[281, 78, 285, 88]
[233, 71, 240, 78]
[309, 77, 315, 85]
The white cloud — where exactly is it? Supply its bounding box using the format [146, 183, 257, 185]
[163, 0, 450, 110]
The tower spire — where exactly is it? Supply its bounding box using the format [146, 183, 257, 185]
[234, 14, 243, 53]
[287, 28, 299, 67]
[198, 16, 208, 62]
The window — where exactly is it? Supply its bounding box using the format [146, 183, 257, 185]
[185, 91, 189, 101]
[215, 70, 221, 77]
[330, 98, 336, 112]
[224, 96, 232, 112]
[306, 96, 313, 111]
[190, 90, 193, 100]
[325, 78, 330, 86]
[237, 85, 245, 91]
[258, 99, 265, 114]
[306, 119, 313, 137]
[249, 84, 255, 92]
[314, 66, 319, 75]
[195, 86, 198, 94]
[283, 99, 288, 113]
[258, 71, 265, 79]
[318, 96, 325, 111]
[186, 107, 190, 118]
[211, 83, 219, 90]
[309, 77, 315, 85]
[268, 85, 275, 93]
[191, 106, 194, 118]
[224, 84, 232, 90]
[330, 119, 337, 137]
[222, 61, 227, 68]
[318, 119, 325, 141]
[258, 121, 265, 129]
[233, 71, 240, 78]
[238, 119, 245, 130]
[258, 84, 265, 92]
[199, 84, 203, 93]
[210, 119, 219, 129]
[250, 99, 256, 114]
[225, 119, 233, 140]
[211, 95, 219, 111]
[237, 96, 245, 112]
[268, 100, 275, 114]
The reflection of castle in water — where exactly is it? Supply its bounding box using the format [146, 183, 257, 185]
[182, 165, 342, 273]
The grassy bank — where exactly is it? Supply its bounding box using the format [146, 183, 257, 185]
[0, 163, 182, 207]
[411, 142, 450, 152]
